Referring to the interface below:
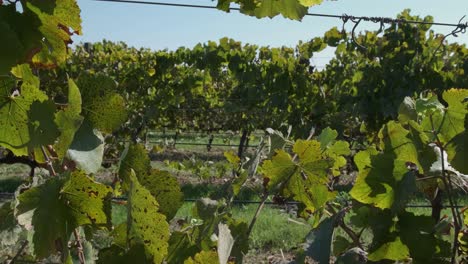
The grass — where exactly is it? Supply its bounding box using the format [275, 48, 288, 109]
[0, 164, 30, 193]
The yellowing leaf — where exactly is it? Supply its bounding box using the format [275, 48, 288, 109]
[127, 170, 170, 264]
[61, 170, 112, 227]
[184, 250, 219, 264]
[260, 149, 296, 190]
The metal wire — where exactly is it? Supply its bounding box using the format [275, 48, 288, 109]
[94, 0, 468, 30]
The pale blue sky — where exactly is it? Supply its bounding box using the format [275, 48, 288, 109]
[74, 0, 468, 66]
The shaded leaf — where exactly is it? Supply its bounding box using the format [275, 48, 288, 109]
[55, 78, 83, 159]
[67, 119, 104, 174]
[302, 217, 335, 263]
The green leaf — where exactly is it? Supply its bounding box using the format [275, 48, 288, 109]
[285, 179, 335, 218]
[323, 27, 343, 47]
[0, 5, 41, 74]
[236, 0, 322, 20]
[119, 143, 152, 191]
[325, 140, 350, 176]
[138, 169, 184, 220]
[67, 119, 104, 174]
[28, 99, 60, 148]
[335, 247, 368, 264]
[16, 177, 71, 258]
[61, 170, 112, 227]
[302, 216, 335, 263]
[367, 235, 409, 261]
[333, 235, 352, 257]
[25, 0, 81, 68]
[443, 89, 468, 174]
[260, 149, 296, 190]
[0, 65, 48, 156]
[77, 73, 127, 133]
[317, 127, 338, 150]
[87, 93, 127, 133]
[293, 139, 322, 164]
[184, 250, 219, 264]
[127, 170, 170, 264]
[54, 78, 84, 159]
[398, 212, 447, 261]
[167, 231, 199, 264]
[398, 96, 417, 123]
[224, 150, 240, 166]
[97, 244, 149, 264]
[350, 148, 417, 212]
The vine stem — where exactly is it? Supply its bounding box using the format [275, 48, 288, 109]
[73, 229, 86, 264]
[327, 205, 363, 249]
[247, 130, 315, 238]
[10, 240, 28, 264]
[246, 193, 269, 237]
[430, 116, 462, 264]
[40, 146, 86, 264]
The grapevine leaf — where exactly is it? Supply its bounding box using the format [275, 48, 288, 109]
[27, 100, 60, 148]
[443, 89, 468, 174]
[350, 148, 417, 212]
[138, 169, 184, 220]
[285, 178, 335, 218]
[333, 235, 352, 257]
[325, 140, 350, 176]
[302, 216, 335, 263]
[323, 27, 343, 47]
[398, 96, 417, 123]
[317, 127, 338, 149]
[77, 73, 127, 133]
[217, 223, 234, 264]
[25, 0, 81, 68]
[119, 143, 152, 192]
[415, 94, 444, 116]
[421, 89, 466, 145]
[184, 250, 219, 264]
[127, 170, 170, 264]
[67, 119, 104, 174]
[193, 198, 222, 220]
[54, 78, 84, 159]
[367, 235, 409, 261]
[167, 231, 199, 264]
[224, 150, 240, 166]
[260, 149, 296, 190]
[465, 209, 468, 226]
[16, 177, 71, 258]
[235, 0, 323, 20]
[293, 139, 322, 164]
[231, 171, 248, 196]
[398, 212, 446, 261]
[61, 170, 112, 227]
[97, 244, 149, 264]
[87, 93, 127, 133]
[405, 120, 436, 174]
[225, 218, 249, 263]
[447, 127, 468, 174]
[0, 65, 48, 156]
[0, 5, 41, 74]
[335, 247, 368, 264]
